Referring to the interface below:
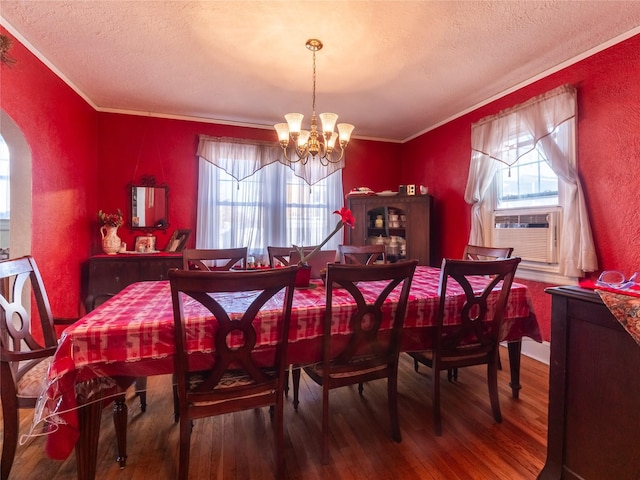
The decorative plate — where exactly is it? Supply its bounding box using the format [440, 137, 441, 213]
[348, 187, 375, 195]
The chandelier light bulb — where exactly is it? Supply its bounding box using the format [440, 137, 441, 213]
[338, 123, 355, 145]
[298, 130, 310, 147]
[284, 113, 304, 134]
[319, 112, 338, 136]
[326, 131, 338, 150]
[274, 123, 290, 146]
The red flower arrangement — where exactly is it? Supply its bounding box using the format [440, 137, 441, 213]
[293, 207, 355, 265]
[97, 209, 124, 228]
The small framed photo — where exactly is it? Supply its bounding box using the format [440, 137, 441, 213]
[165, 229, 191, 253]
[134, 235, 156, 253]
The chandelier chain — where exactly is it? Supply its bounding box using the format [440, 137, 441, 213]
[311, 48, 316, 114]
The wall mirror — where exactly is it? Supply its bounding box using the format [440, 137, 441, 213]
[129, 175, 169, 230]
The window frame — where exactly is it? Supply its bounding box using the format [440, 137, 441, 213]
[485, 124, 571, 283]
[196, 157, 344, 265]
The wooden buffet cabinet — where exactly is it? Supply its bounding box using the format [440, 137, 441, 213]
[346, 194, 432, 265]
[539, 286, 640, 480]
[85, 253, 182, 311]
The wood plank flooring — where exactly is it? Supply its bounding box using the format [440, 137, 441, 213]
[4, 348, 549, 479]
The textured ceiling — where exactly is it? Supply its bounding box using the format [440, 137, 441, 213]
[2, 1, 640, 141]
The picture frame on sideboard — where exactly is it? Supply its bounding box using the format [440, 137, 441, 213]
[165, 229, 191, 253]
[134, 235, 157, 253]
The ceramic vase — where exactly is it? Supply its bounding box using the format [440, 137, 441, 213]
[100, 225, 121, 255]
[295, 264, 312, 288]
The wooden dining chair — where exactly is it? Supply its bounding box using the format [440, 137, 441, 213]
[407, 257, 521, 435]
[182, 247, 247, 271]
[173, 246, 248, 420]
[168, 266, 298, 479]
[439, 244, 514, 380]
[0, 256, 129, 479]
[296, 260, 417, 464]
[462, 244, 513, 261]
[267, 245, 317, 268]
[338, 244, 387, 265]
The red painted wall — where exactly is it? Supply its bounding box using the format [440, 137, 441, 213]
[1, 27, 98, 320]
[402, 33, 640, 340]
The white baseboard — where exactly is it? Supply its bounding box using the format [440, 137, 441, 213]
[502, 339, 550, 365]
[521, 339, 550, 365]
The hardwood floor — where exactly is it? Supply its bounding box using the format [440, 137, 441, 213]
[4, 347, 549, 479]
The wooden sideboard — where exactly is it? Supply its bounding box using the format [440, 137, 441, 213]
[539, 286, 640, 480]
[85, 253, 182, 311]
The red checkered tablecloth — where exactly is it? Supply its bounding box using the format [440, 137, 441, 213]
[37, 266, 540, 460]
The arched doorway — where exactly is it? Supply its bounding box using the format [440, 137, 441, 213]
[1, 110, 32, 258]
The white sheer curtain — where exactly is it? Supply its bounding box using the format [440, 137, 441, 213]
[464, 84, 597, 277]
[196, 135, 344, 186]
[196, 154, 344, 262]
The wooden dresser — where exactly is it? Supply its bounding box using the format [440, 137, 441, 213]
[85, 253, 182, 310]
[539, 286, 640, 479]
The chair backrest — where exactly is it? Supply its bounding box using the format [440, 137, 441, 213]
[338, 244, 387, 265]
[182, 247, 248, 271]
[0, 256, 58, 386]
[288, 250, 337, 279]
[435, 257, 521, 361]
[267, 245, 318, 268]
[168, 266, 298, 409]
[462, 244, 513, 261]
[322, 260, 418, 374]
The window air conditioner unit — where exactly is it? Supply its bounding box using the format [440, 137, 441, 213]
[492, 210, 559, 264]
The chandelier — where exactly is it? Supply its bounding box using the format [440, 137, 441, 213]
[274, 39, 354, 165]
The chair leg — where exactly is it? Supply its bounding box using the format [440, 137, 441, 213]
[292, 366, 301, 410]
[135, 376, 147, 412]
[274, 395, 285, 478]
[284, 366, 290, 397]
[358, 382, 364, 395]
[113, 394, 128, 468]
[178, 416, 192, 480]
[1, 393, 18, 480]
[321, 384, 330, 464]
[432, 370, 442, 436]
[172, 375, 179, 423]
[388, 370, 401, 442]
[487, 361, 502, 423]
[413, 358, 419, 372]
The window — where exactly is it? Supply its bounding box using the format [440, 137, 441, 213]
[197, 157, 343, 264]
[465, 85, 597, 280]
[495, 131, 560, 210]
[489, 127, 564, 274]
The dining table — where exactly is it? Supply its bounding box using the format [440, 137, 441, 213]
[32, 265, 541, 479]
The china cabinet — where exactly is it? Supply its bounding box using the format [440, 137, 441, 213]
[539, 286, 640, 480]
[85, 253, 182, 310]
[346, 194, 432, 265]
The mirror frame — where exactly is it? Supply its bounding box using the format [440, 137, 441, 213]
[128, 175, 169, 232]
